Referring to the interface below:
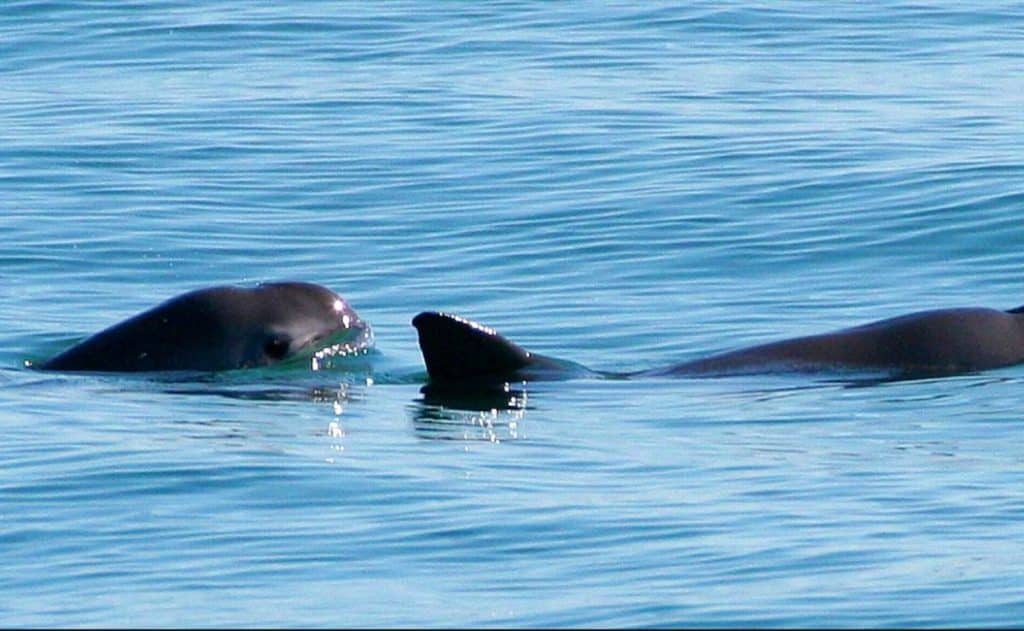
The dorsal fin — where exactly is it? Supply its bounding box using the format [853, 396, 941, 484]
[412, 312, 532, 381]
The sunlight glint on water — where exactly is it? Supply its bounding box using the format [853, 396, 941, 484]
[3, 2, 1024, 627]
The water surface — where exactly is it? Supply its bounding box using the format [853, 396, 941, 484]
[3, 1, 1024, 627]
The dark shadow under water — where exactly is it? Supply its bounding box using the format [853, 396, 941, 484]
[19, 353, 1022, 444]
[411, 383, 529, 442]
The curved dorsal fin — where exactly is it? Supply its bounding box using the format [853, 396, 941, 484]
[412, 312, 532, 381]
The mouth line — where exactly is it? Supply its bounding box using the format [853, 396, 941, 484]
[307, 324, 375, 369]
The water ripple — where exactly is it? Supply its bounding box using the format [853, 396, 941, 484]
[4, 0, 1024, 627]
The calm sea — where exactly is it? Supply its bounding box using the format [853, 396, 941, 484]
[4, 1, 1024, 627]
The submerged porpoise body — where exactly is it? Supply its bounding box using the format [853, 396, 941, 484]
[412, 305, 1024, 383]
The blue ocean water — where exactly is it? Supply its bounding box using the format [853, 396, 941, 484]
[4, 1, 1024, 626]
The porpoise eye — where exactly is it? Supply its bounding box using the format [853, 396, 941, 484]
[263, 338, 291, 361]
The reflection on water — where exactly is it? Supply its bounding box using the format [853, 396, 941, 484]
[412, 382, 528, 442]
[161, 382, 362, 405]
[418, 381, 528, 411]
[6, 0, 1024, 625]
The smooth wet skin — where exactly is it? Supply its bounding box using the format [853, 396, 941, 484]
[655, 307, 1024, 377]
[412, 305, 1024, 384]
[42, 282, 371, 372]
[411, 312, 586, 382]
